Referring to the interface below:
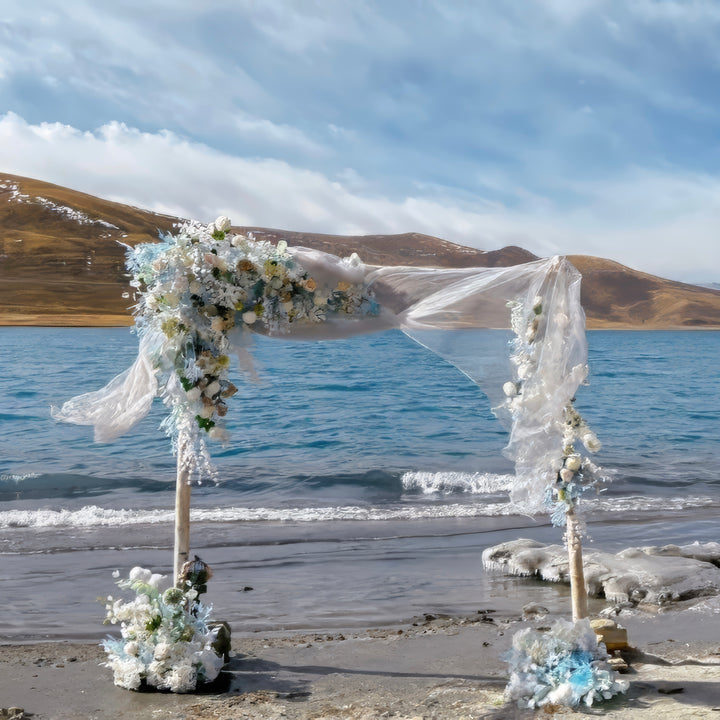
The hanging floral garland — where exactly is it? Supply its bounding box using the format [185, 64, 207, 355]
[126, 217, 380, 480]
[499, 295, 604, 527]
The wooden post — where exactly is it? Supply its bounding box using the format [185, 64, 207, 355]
[566, 507, 588, 622]
[173, 442, 192, 585]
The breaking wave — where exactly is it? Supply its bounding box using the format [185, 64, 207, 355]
[1, 494, 717, 529]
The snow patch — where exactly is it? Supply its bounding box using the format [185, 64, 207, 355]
[1, 179, 119, 229]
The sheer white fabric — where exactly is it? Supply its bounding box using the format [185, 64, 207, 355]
[53, 242, 590, 512]
[52, 333, 159, 442]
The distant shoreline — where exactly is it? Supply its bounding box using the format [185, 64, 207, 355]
[1, 313, 719, 330]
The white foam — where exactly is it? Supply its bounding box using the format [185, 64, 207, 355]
[0, 494, 717, 529]
[401, 471, 513, 495]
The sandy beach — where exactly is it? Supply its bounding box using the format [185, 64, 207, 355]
[2, 605, 719, 720]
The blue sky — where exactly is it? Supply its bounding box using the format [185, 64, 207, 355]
[1, 0, 719, 282]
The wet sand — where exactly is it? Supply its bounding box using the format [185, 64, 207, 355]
[2, 608, 719, 720]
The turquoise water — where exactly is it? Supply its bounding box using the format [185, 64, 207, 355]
[0, 328, 718, 639]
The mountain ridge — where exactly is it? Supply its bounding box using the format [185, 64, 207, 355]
[1, 173, 719, 329]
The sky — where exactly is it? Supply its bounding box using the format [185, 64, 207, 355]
[1, 0, 719, 283]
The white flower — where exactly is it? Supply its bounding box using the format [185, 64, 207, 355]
[197, 647, 223, 680]
[208, 426, 230, 443]
[167, 663, 197, 693]
[214, 216, 231, 232]
[154, 643, 172, 661]
[186, 387, 201, 402]
[559, 467, 575, 483]
[205, 380, 221, 397]
[124, 641, 139, 657]
[242, 310, 257, 325]
[198, 405, 214, 419]
[112, 658, 143, 690]
[189, 280, 202, 294]
[554, 312, 569, 329]
[112, 569, 120, 578]
[210, 316, 224, 333]
[503, 381, 518, 398]
[564, 455, 582, 472]
[583, 433, 602, 453]
[129, 566, 152, 583]
[276, 240, 288, 255]
[517, 363, 532, 381]
[148, 572, 167, 589]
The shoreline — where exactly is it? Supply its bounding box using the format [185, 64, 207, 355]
[1, 609, 719, 719]
[1, 314, 720, 330]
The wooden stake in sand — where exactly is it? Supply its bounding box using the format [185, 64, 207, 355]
[566, 507, 588, 621]
[173, 443, 192, 585]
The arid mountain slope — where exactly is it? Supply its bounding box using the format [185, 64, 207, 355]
[1, 173, 719, 328]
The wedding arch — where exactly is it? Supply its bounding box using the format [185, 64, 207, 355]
[53, 217, 603, 622]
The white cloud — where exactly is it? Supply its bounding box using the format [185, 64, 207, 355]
[1, 112, 718, 283]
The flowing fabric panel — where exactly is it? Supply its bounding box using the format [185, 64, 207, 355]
[52, 223, 592, 512]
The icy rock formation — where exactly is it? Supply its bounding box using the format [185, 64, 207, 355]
[482, 539, 720, 606]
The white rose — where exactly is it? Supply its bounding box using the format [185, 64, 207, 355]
[154, 643, 172, 661]
[282, 301, 294, 313]
[186, 387, 201, 402]
[313, 294, 327, 306]
[205, 380, 221, 397]
[148, 573, 166, 589]
[208, 427, 230, 443]
[214, 216, 231, 232]
[554, 312, 569, 329]
[189, 281, 202, 294]
[129, 566, 151, 583]
[199, 405, 215, 419]
[559, 467, 575, 483]
[242, 310, 257, 325]
[565, 455, 582, 472]
[583, 433, 601, 453]
[502, 381, 518, 398]
[211, 316, 224, 333]
[517, 364, 532, 380]
[124, 641, 139, 657]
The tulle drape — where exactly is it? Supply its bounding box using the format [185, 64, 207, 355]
[52, 238, 590, 512]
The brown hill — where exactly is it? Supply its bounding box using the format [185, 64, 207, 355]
[1, 173, 719, 329]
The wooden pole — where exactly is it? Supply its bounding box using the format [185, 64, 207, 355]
[566, 507, 588, 622]
[173, 441, 192, 585]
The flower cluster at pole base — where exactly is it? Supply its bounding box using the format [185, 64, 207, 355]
[127, 217, 380, 482]
[504, 618, 628, 708]
[102, 567, 224, 693]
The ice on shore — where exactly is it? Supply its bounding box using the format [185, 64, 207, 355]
[482, 538, 720, 606]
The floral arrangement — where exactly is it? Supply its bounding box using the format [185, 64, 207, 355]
[504, 618, 628, 708]
[500, 294, 604, 526]
[102, 566, 224, 693]
[126, 217, 379, 480]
